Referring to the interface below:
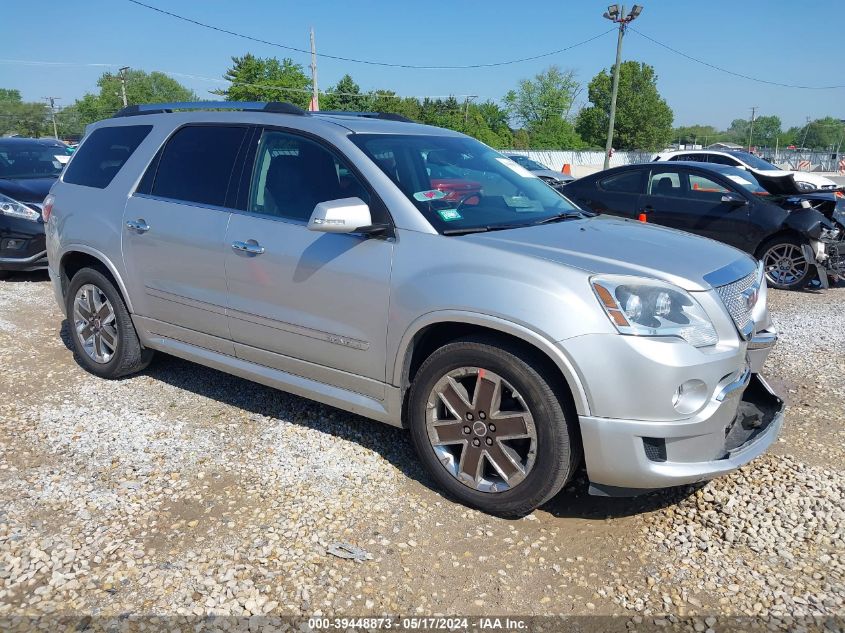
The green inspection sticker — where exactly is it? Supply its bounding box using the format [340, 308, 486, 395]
[437, 209, 463, 222]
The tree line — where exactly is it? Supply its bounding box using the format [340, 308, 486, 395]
[2, 53, 842, 152]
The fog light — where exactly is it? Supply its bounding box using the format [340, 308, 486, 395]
[672, 379, 708, 415]
[1, 238, 25, 250]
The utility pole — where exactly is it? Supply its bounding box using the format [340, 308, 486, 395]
[464, 95, 478, 123]
[118, 67, 130, 107]
[309, 28, 319, 111]
[602, 4, 643, 169]
[747, 106, 757, 152]
[43, 96, 59, 139]
[800, 116, 811, 149]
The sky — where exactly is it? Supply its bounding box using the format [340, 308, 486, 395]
[1, 0, 843, 130]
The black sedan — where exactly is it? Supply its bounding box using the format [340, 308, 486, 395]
[0, 137, 72, 278]
[562, 162, 845, 290]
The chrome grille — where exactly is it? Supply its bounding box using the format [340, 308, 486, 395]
[715, 268, 760, 336]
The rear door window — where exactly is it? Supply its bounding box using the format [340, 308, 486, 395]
[63, 125, 152, 189]
[150, 125, 248, 207]
[599, 170, 644, 193]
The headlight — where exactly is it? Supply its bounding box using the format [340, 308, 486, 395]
[591, 276, 718, 348]
[796, 181, 815, 192]
[0, 193, 40, 222]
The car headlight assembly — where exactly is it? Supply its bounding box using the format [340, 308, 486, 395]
[796, 181, 815, 192]
[591, 276, 718, 348]
[0, 193, 40, 222]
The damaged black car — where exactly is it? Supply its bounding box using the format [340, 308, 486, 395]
[562, 161, 844, 290]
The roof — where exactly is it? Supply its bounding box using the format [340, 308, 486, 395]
[99, 101, 463, 138]
[0, 136, 68, 147]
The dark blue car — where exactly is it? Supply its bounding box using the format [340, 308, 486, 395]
[0, 137, 73, 278]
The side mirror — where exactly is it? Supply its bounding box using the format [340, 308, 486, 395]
[307, 197, 387, 234]
[721, 192, 748, 206]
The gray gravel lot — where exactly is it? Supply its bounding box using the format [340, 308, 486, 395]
[0, 274, 842, 630]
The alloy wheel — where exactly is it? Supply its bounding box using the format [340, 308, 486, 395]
[73, 284, 119, 364]
[425, 367, 537, 493]
[762, 243, 808, 287]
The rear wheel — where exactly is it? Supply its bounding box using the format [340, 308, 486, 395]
[66, 267, 153, 378]
[407, 337, 578, 516]
[759, 235, 813, 290]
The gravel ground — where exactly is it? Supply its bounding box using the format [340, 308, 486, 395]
[0, 274, 842, 631]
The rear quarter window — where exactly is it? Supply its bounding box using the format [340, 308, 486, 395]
[62, 125, 152, 189]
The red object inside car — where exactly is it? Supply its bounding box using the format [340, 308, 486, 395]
[429, 178, 482, 204]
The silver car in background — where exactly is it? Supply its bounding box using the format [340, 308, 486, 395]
[45, 102, 784, 515]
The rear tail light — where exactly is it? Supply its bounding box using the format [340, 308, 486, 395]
[42, 194, 55, 223]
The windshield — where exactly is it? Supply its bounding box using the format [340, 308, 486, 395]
[351, 134, 581, 233]
[0, 142, 73, 179]
[731, 151, 778, 171]
[508, 155, 549, 171]
[718, 166, 770, 196]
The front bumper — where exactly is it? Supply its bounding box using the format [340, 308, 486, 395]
[0, 216, 47, 271]
[581, 373, 784, 492]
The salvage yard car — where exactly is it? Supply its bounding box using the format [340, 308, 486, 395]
[0, 137, 73, 278]
[653, 149, 838, 192]
[563, 161, 845, 290]
[45, 102, 784, 515]
[504, 153, 574, 190]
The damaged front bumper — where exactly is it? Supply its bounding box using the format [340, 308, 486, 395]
[582, 373, 785, 496]
[806, 236, 845, 287]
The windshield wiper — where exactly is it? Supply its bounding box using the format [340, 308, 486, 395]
[532, 211, 585, 225]
[441, 226, 490, 236]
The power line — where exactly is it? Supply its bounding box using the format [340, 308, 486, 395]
[125, 0, 614, 69]
[630, 27, 845, 90]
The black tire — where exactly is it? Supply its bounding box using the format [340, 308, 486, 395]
[407, 336, 579, 516]
[66, 267, 153, 378]
[758, 235, 814, 290]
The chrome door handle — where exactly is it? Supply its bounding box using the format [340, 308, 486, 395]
[126, 219, 150, 233]
[231, 240, 265, 255]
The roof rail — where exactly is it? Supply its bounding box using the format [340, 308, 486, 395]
[316, 111, 414, 123]
[112, 101, 307, 118]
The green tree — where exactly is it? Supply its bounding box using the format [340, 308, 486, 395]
[0, 88, 22, 103]
[0, 100, 48, 137]
[672, 124, 723, 146]
[576, 61, 673, 151]
[751, 115, 781, 148]
[725, 118, 750, 144]
[322, 74, 368, 111]
[213, 54, 310, 107]
[73, 69, 196, 127]
[802, 117, 845, 150]
[504, 65, 584, 149]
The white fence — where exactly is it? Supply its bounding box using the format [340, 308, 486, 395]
[503, 149, 845, 175]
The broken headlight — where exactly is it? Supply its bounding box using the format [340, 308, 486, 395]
[820, 227, 841, 241]
[591, 276, 718, 348]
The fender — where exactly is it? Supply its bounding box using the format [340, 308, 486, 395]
[783, 208, 833, 241]
[392, 309, 591, 416]
[56, 243, 135, 314]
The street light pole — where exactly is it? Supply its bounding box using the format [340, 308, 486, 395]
[43, 96, 59, 139]
[118, 67, 130, 108]
[602, 4, 643, 169]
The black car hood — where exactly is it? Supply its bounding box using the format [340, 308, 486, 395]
[752, 170, 805, 196]
[0, 177, 56, 204]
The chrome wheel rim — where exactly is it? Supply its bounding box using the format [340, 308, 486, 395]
[425, 367, 537, 493]
[73, 284, 118, 364]
[762, 243, 808, 287]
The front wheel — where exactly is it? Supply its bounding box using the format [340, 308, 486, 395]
[759, 235, 814, 290]
[407, 337, 579, 516]
[66, 267, 153, 378]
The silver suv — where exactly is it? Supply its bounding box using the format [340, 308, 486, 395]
[45, 102, 784, 515]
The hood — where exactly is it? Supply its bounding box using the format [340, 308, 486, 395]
[463, 215, 755, 292]
[749, 169, 837, 195]
[0, 177, 56, 204]
[532, 169, 572, 182]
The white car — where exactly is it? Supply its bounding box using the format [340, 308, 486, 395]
[653, 149, 838, 192]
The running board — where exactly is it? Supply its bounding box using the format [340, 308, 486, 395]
[147, 335, 402, 427]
